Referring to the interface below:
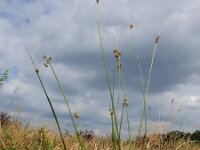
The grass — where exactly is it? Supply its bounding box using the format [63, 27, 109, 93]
[1, 116, 200, 149]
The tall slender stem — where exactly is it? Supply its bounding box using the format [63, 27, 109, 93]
[27, 50, 67, 150]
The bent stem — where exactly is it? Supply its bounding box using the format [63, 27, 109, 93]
[39, 49, 86, 150]
[27, 50, 67, 150]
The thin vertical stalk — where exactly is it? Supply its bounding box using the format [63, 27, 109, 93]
[126, 108, 133, 150]
[144, 10, 169, 137]
[121, 68, 133, 149]
[131, 30, 146, 139]
[119, 105, 124, 142]
[117, 59, 121, 117]
[96, 3, 121, 149]
[111, 111, 117, 150]
[131, 11, 169, 138]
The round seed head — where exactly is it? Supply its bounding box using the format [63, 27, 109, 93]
[35, 68, 39, 73]
[123, 98, 128, 107]
[74, 112, 79, 119]
[155, 35, 160, 43]
[110, 111, 114, 116]
[129, 24, 134, 29]
[113, 49, 121, 53]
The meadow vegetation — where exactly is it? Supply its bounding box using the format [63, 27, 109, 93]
[0, 113, 200, 149]
[0, 0, 200, 149]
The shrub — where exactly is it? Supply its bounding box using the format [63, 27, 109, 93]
[190, 130, 200, 142]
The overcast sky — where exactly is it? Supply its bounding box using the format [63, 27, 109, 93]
[0, 0, 200, 138]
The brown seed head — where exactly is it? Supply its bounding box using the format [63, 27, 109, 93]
[155, 35, 160, 43]
[113, 49, 119, 54]
[113, 49, 121, 61]
[123, 98, 128, 107]
[44, 63, 48, 67]
[96, 0, 99, 3]
[115, 53, 120, 59]
[110, 111, 114, 116]
[35, 68, 39, 73]
[74, 112, 79, 119]
[109, 108, 114, 116]
[129, 24, 134, 29]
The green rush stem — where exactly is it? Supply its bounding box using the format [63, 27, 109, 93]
[40, 50, 86, 149]
[112, 61, 117, 100]
[111, 113, 117, 150]
[96, 4, 121, 149]
[142, 43, 158, 138]
[118, 66, 126, 138]
[117, 59, 121, 117]
[49, 63, 86, 149]
[27, 50, 67, 150]
[119, 105, 124, 143]
[126, 107, 133, 150]
[144, 10, 169, 137]
[131, 31, 146, 139]
[121, 67, 133, 150]
[121, 66, 127, 102]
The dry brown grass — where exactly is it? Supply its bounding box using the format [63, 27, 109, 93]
[0, 117, 200, 150]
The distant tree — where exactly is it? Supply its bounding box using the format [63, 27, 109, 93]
[0, 112, 11, 127]
[163, 130, 185, 144]
[191, 130, 200, 142]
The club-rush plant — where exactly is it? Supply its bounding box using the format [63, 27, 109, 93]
[27, 1, 170, 149]
[27, 50, 67, 150]
[96, 0, 169, 149]
[28, 47, 87, 149]
[40, 48, 87, 150]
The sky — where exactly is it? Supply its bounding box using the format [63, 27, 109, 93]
[0, 0, 200, 138]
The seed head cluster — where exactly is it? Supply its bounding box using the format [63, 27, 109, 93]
[129, 24, 134, 29]
[123, 98, 128, 107]
[109, 108, 114, 116]
[74, 112, 79, 119]
[113, 49, 121, 61]
[43, 56, 52, 67]
[155, 35, 160, 43]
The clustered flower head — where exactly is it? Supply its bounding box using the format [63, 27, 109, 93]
[96, 0, 99, 4]
[35, 68, 39, 73]
[155, 35, 160, 43]
[113, 49, 121, 61]
[123, 98, 128, 107]
[43, 56, 52, 67]
[74, 112, 79, 119]
[129, 24, 134, 29]
[109, 108, 114, 116]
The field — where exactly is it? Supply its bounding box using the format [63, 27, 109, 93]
[1, 113, 200, 149]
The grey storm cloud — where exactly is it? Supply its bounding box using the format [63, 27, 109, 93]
[0, 0, 200, 137]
